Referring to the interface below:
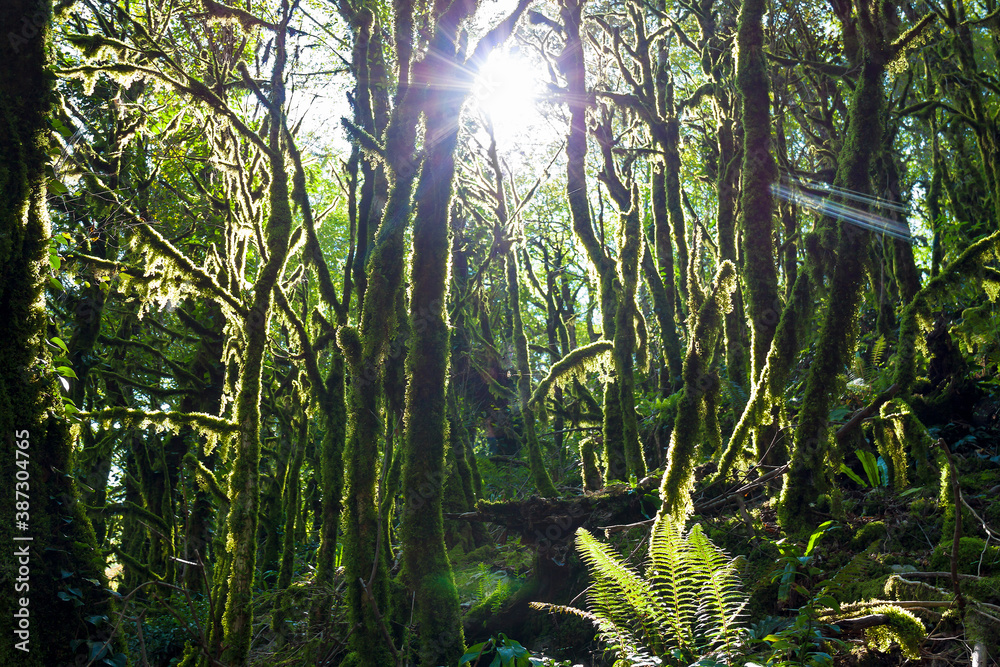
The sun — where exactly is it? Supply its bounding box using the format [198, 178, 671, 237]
[472, 47, 543, 137]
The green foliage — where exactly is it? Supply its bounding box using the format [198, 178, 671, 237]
[539, 517, 746, 666]
[930, 537, 1000, 576]
[851, 521, 887, 549]
[752, 523, 930, 666]
[459, 634, 542, 667]
[854, 450, 886, 489]
[754, 524, 850, 667]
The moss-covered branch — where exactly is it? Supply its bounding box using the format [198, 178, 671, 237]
[893, 229, 1000, 393]
[78, 408, 235, 451]
[529, 341, 614, 409]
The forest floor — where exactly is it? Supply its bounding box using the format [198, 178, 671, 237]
[447, 405, 1000, 667]
[235, 399, 1000, 667]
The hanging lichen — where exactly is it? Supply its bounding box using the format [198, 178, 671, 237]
[530, 341, 614, 412]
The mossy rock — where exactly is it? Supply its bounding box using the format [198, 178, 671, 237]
[852, 520, 888, 548]
[930, 537, 1000, 575]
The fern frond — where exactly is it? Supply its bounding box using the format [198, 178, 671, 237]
[647, 516, 700, 653]
[529, 601, 602, 625]
[566, 520, 747, 665]
[870, 334, 887, 367]
[576, 528, 669, 655]
[688, 525, 746, 656]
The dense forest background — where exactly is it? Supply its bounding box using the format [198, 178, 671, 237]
[2, 0, 999, 665]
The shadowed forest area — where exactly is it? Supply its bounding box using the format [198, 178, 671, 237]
[2, 0, 999, 665]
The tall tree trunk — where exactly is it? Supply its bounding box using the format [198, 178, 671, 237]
[779, 41, 886, 529]
[1, 2, 116, 664]
[220, 5, 295, 661]
[736, 0, 780, 382]
[400, 18, 472, 667]
[559, 0, 629, 481]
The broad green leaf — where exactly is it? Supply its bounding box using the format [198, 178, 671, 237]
[839, 463, 867, 488]
[460, 641, 489, 665]
[805, 521, 835, 555]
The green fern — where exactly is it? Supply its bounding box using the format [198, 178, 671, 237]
[536, 518, 746, 665]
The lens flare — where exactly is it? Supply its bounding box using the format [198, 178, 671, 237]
[771, 176, 913, 244]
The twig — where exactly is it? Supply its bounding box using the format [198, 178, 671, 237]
[835, 383, 898, 441]
[735, 493, 760, 546]
[135, 611, 151, 667]
[896, 571, 983, 581]
[833, 614, 892, 631]
[358, 578, 399, 661]
[600, 518, 653, 535]
[83, 581, 158, 667]
[961, 495, 1000, 541]
[695, 464, 790, 513]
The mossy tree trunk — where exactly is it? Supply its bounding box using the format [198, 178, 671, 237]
[593, 116, 646, 480]
[777, 5, 931, 528]
[735, 0, 780, 383]
[401, 63, 468, 657]
[272, 407, 308, 639]
[1, 2, 115, 664]
[505, 250, 560, 498]
[648, 82, 687, 393]
[560, 0, 637, 482]
[339, 0, 424, 658]
[481, 121, 559, 497]
[658, 262, 737, 521]
[401, 2, 533, 663]
[219, 4, 296, 662]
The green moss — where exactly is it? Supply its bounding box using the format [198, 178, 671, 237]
[736, 0, 780, 381]
[779, 50, 886, 532]
[853, 521, 888, 548]
[966, 574, 1000, 604]
[580, 437, 603, 492]
[311, 355, 347, 629]
[893, 230, 1000, 393]
[841, 574, 892, 605]
[862, 604, 925, 659]
[930, 537, 1000, 576]
[876, 399, 937, 487]
[613, 202, 646, 480]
